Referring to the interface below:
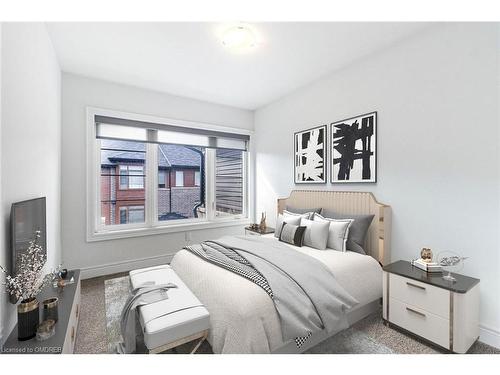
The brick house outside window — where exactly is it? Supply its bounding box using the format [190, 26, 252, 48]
[100, 140, 202, 225]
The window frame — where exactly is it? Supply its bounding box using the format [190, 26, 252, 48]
[119, 207, 127, 224]
[87, 107, 253, 242]
[175, 170, 184, 187]
[194, 171, 201, 187]
[158, 170, 167, 189]
[118, 205, 146, 224]
[127, 205, 146, 223]
[127, 166, 145, 189]
[119, 165, 128, 190]
[119, 165, 145, 190]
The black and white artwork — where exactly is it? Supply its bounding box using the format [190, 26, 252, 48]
[294, 125, 326, 184]
[331, 112, 377, 183]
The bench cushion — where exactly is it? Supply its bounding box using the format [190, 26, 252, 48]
[129, 265, 210, 350]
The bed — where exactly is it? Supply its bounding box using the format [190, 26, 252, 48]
[170, 190, 392, 353]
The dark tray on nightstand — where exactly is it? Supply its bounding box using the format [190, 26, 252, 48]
[245, 226, 275, 235]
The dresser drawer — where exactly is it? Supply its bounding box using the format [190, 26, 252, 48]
[389, 273, 449, 318]
[62, 280, 81, 353]
[389, 297, 449, 349]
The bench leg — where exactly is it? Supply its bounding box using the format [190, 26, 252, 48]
[190, 331, 208, 354]
[149, 330, 209, 354]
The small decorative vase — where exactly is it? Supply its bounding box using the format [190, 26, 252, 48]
[259, 212, 267, 232]
[42, 297, 59, 323]
[17, 298, 40, 341]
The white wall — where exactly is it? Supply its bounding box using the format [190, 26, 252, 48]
[0, 21, 4, 348]
[254, 23, 500, 345]
[0, 23, 62, 344]
[61, 73, 254, 278]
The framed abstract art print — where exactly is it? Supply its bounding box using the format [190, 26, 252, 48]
[294, 125, 327, 184]
[331, 112, 377, 183]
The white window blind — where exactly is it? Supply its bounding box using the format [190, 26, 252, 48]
[95, 115, 249, 151]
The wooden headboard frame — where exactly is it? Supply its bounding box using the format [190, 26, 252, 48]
[277, 190, 391, 265]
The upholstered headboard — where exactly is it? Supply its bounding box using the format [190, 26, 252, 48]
[277, 190, 391, 265]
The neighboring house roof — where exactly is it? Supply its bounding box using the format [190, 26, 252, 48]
[101, 140, 201, 168]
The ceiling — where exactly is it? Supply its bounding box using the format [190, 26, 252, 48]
[46, 22, 431, 110]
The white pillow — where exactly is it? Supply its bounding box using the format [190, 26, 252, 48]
[313, 213, 353, 252]
[300, 218, 330, 250]
[283, 209, 314, 219]
[274, 213, 305, 238]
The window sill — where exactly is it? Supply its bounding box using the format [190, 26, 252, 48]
[87, 217, 252, 242]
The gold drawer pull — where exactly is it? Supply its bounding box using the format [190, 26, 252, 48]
[71, 327, 75, 342]
[406, 282, 426, 290]
[406, 307, 426, 317]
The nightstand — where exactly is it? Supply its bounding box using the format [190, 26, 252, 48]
[382, 260, 480, 353]
[244, 226, 275, 236]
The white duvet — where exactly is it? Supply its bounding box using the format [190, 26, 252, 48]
[170, 235, 382, 353]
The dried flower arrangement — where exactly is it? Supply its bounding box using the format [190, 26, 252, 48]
[0, 231, 57, 303]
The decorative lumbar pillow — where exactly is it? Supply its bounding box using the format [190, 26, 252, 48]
[275, 211, 310, 238]
[313, 213, 353, 252]
[300, 218, 330, 250]
[279, 223, 306, 247]
[320, 209, 374, 254]
[285, 206, 322, 216]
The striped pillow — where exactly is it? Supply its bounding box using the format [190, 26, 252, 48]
[279, 222, 306, 247]
[275, 212, 309, 238]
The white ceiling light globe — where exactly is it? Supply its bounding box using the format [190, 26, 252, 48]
[222, 26, 256, 50]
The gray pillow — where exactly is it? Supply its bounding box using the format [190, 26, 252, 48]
[300, 218, 330, 250]
[320, 209, 375, 254]
[274, 214, 304, 238]
[279, 223, 306, 247]
[285, 205, 322, 215]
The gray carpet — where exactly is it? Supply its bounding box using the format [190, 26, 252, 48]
[75, 274, 500, 354]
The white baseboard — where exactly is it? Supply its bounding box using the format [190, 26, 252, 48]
[80, 253, 175, 279]
[478, 324, 500, 349]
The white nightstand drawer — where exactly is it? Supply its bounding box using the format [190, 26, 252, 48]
[389, 273, 449, 318]
[389, 297, 449, 349]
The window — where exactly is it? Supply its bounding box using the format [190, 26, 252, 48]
[119, 165, 144, 189]
[119, 166, 128, 189]
[128, 206, 145, 223]
[175, 171, 184, 187]
[157, 145, 205, 222]
[100, 139, 146, 226]
[158, 171, 166, 188]
[91, 110, 250, 239]
[119, 206, 145, 224]
[119, 208, 127, 224]
[129, 167, 144, 189]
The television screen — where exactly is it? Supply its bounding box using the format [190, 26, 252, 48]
[10, 197, 47, 275]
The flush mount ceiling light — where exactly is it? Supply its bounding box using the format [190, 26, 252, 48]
[221, 25, 257, 51]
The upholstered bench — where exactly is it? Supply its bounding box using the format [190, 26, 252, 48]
[129, 265, 210, 354]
